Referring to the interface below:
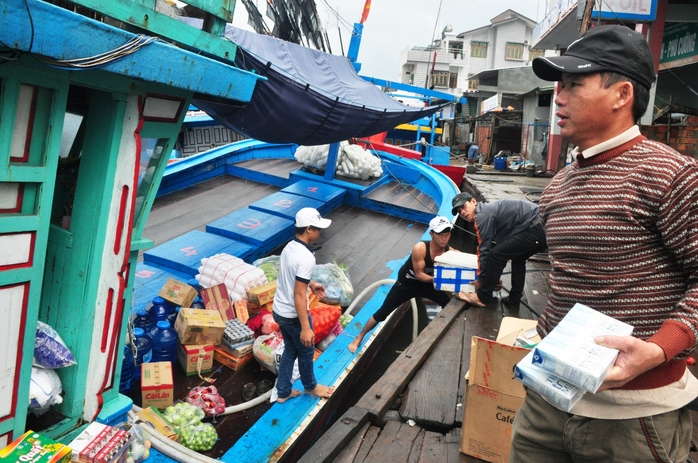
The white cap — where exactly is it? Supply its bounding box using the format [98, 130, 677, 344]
[295, 207, 332, 229]
[429, 216, 453, 233]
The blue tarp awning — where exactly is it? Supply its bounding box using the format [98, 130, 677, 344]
[192, 26, 446, 146]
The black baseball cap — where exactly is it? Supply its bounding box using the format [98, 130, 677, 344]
[532, 25, 655, 89]
[451, 192, 473, 216]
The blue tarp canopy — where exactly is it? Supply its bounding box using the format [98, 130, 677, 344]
[192, 26, 446, 146]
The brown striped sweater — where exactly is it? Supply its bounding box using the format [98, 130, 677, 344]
[538, 135, 698, 390]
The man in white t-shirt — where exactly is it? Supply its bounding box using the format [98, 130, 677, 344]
[272, 207, 335, 403]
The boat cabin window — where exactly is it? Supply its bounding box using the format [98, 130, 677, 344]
[134, 137, 168, 220]
[52, 110, 86, 229]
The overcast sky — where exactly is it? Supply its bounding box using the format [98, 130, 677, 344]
[232, 0, 545, 80]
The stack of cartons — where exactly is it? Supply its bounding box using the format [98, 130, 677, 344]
[514, 303, 633, 410]
[68, 422, 134, 463]
[173, 308, 224, 377]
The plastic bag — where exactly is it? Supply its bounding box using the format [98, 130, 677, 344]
[253, 333, 282, 374]
[162, 401, 205, 427]
[252, 255, 281, 282]
[312, 263, 353, 307]
[261, 313, 280, 334]
[186, 386, 226, 418]
[28, 367, 63, 415]
[33, 321, 77, 368]
[316, 321, 342, 351]
[179, 422, 218, 451]
[120, 422, 151, 463]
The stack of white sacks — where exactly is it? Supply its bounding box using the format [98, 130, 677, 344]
[294, 141, 383, 180]
[196, 253, 268, 302]
[514, 303, 634, 411]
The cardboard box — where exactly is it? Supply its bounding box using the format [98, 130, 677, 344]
[141, 362, 174, 410]
[460, 318, 538, 463]
[213, 346, 254, 371]
[177, 343, 214, 376]
[233, 300, 250, 324]
[0, 430, 71, 463]
[246, 300, 273, 316]
[246, 280, 277, 306]
[174, 308, 225, 346]
[68, 422, 133, 463]
[433, 251, 478, 292]
[135, 406, 179, 442]
[200, 284, 234, 322]
[158, 278, 198, 308]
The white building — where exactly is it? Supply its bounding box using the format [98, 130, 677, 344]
[398, 10, 543, 105]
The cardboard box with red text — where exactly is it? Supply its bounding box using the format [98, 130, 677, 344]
[141, 362, 174, 410]
[460, 318, 539, 463]
[177, 343, 214, 376]
[158, 278, 198, 308]
[246, 280, 276, 306]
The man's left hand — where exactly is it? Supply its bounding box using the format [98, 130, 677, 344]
[594, 335, 666, 391]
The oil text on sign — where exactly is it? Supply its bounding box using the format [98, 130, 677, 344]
[601, 0, 649, 13]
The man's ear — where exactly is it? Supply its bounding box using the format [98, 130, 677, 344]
[614, 81, 634, 111]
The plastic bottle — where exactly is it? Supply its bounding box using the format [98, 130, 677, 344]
[149, 320, 178, 366]
[167, 306, 181, 327]
[190, 296, 205, 309]
[119, 344, 135, 394]
[187, 278, 201, 293]
[131, 306, 155, 334]
[132, 327, 153, 380]
[147, 296, 173, 323]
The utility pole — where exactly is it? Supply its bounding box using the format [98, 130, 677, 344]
[580, 0, 595, 35]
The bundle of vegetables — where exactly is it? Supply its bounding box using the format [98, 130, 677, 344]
[252, 255, 280, 282]
[294, 141, 383, 180]
[312, 262, 353, 307]
[163, 402, 218, 452]
[310, 303, 342, 343]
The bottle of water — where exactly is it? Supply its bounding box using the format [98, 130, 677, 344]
[190, 296, 205, 309]
[147, 296, 173, 323]
[167, 306, 181, 327]
[149, 320, 178, 366]
[119, 344, 135, 394]
[132, 327, 153, 380]
[131, 307, 155, 334]
[187, 278, 201, 293]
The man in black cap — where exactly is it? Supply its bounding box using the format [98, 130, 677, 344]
[451, 192, 546, 309]
[510, 25, 698, 463]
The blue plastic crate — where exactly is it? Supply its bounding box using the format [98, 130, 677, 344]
[433, 265, 477, 292]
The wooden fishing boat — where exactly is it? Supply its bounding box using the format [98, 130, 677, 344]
[131, 137, 460, 463]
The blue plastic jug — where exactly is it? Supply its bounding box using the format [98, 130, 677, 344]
[119, 344, 135, 394]
[132, 327, 153, 380]
[149, 320, 178, 366]
[167, 306, 181, 327]
[131, 306, 155, 334]
[147, 296, 173, 323]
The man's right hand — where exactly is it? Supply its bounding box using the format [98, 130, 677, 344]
[300, 327, 315, 347]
